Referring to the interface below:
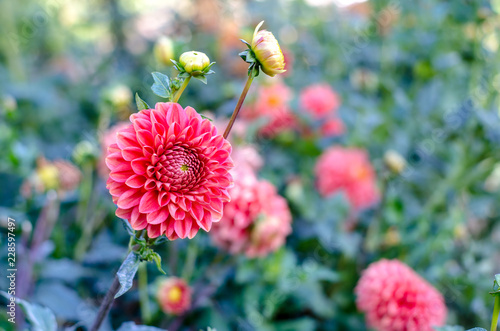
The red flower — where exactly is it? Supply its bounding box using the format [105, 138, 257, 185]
[355, 259, 447, 331]
[157, 277, 192, 315]
[106, 102, 234, 239]
[299, 84, 340, 119]
[315, 146, 379, 210]
[210, 167, 292, 257]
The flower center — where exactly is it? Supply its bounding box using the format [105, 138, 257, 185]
[146, 145, 204, 192]
[167, 286, 182, 303]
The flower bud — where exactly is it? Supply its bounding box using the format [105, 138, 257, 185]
[383, 150, 406, 174]
[157, 277, 192, 315]
[154, 36, 175, 66]
[251, 22, 286, 77]
[179, 51, 210, 76]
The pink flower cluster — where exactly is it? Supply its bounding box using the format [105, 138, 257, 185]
[299, 84, 345, 137]
[105, 102, 234, 239]
[315, 146, 379, 210]
[210, 151, 292, 257]
[157, 277, 192, 315]
[355, 259, 447, 331]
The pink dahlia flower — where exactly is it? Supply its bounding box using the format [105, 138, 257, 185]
[99, 122, 130, 179]
[355, 259, 447, 331]
[320, 117, 346, 137]
[315, 146, 379, 210]
[157, 277, 192, 315]
[210, 168, 292, 258]
[106, 102, 234, 239]
[299, 84, 340, 119]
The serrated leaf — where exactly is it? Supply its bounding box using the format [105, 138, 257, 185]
[151, 72, 171, 99]
[120, 219, 135, 236]
[194, 75, 208, 84]
[115, 252, 140, 298]
[135, 93, 150, 111]
[1, 292, 57, 331]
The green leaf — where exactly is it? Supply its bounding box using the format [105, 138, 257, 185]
[115, 251, 141, 298]
[151, 72, 171, 99]
[178, 72, 191, 79]
[1, 292, 57, 331]
[495, 274, 500, 287]
[465, 328, 488, 331]
[120, 219, 135, 236]
[135, 93, 150, 111]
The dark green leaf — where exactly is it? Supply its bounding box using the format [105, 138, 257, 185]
[151, 72, 171, 99]
[115, 252, 140, 298]
[135, 93, 150, 111]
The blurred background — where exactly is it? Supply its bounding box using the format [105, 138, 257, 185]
[1, 0, 500, 330]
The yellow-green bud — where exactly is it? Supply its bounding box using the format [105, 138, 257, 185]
[251, 21, 286, 77]
[154, 36, 175, 66]
[179, 51, 210, 76]
[383, 150, 406, 174]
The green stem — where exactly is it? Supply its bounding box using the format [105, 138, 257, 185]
[181, 241, 198, 282]
[138, 263, 151, 324]
[172, 76, 191, 103]
[223, 76, 254, 139]
[491, 295, 500, 331]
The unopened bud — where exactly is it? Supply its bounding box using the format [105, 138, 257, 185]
[179, 51, 210, 76]
[383, 150, 406, 174]
[251, 22, 286, 77]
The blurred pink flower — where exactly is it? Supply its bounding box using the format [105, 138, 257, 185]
[320, 117, 346, 137]
[355, 259, 447, 331]
[299, 84, 340, 119]
[211, 168, 292, 258]
[99, 122, 130, 179]
[253, 82, 292, 116]
[315, 146, 379, 210]
[157, 277, 192, 315]
[106, 102, 234, 239]
[259, 108, 298, 138]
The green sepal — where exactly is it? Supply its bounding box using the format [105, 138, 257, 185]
[150, 252, 166, 274]
[178, 72, 191, 79]
[240, 39, 251, 47]
[120, 218, 135, 236]
[193, 75, 208, 84]
[135, 93, 150, 111]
